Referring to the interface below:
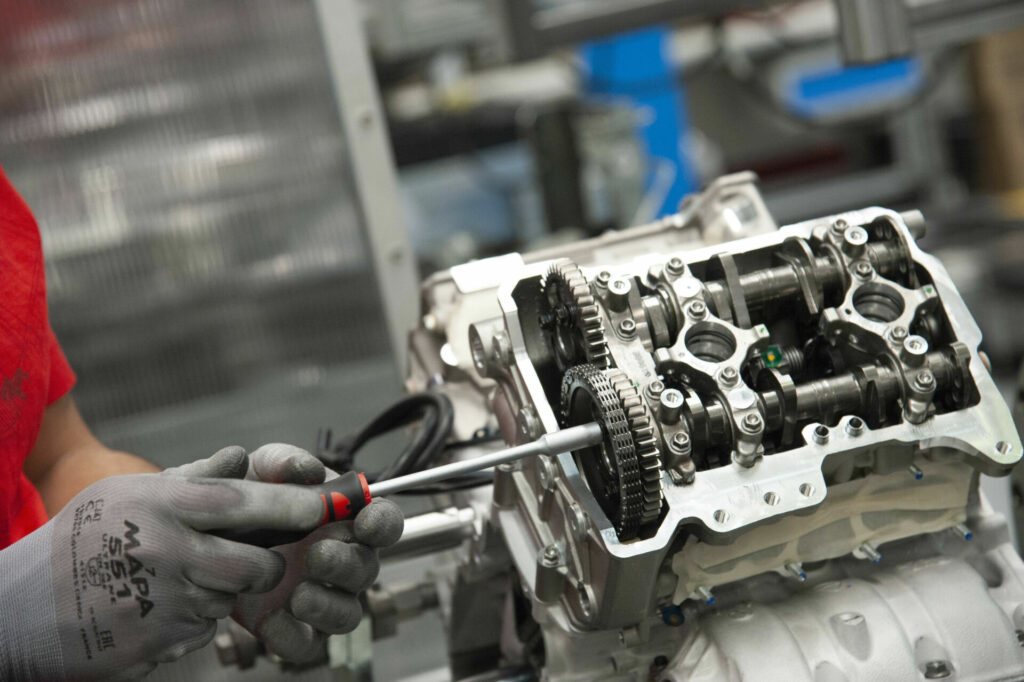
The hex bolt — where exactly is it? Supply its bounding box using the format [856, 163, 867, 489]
[741, 412, 764, 434]
[842, 225, 869, 257]
[646, 379, 666, 401]
[954, 523, 973, 541]
[686, 299, 707, 319]
[914, 369, 935, 391]
[619, 318, 637, 337]
[596, 270, 612, 287]
[659, 389, 684, 423]
[785, 562, 807, 581]
[812, 424, 830, 445]
[666, 256, 685, 277]
[830, 218, 849, 237]
[901, 335, 929, 366]
[669, 431, 692, 456]
[859, 543, 882, 563]
[908, 464, 924, 480]
[853, 261, 873, 278]
[608, 278, 631, 312]
[695, 586, 715, 605]
[923, 660, 952, 679]
[888, 325, 908, 343]
[541, 544, 560, 567]
[719, 366, 739, 386]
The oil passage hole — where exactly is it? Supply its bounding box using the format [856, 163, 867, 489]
[764, 492, 780, 506]
[998, 441, 1013, 456]
[853, 283, 905, 322]
[685, 321, 737, 362]
[714, 509, 729, 523]
[799, 483, 815, 497]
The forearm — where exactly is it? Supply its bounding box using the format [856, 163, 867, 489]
[34, 443, 158, 516]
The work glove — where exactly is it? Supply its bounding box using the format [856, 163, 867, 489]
[195, 443, 404, 663]
[0, 448, 326, 682]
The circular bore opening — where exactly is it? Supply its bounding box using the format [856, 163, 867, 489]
[799, 483, 815, 497]
[997, 441, 1013, 456]
[764, 491, 780, 506]
[814, 424, 829, 439]
[685, 321, 737, 363]
[853, 282, 905, 323]
[713, 509, 729, 524]
[849, 417, 864, 430]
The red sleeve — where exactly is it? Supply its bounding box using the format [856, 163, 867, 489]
[46, 326, 75, 406]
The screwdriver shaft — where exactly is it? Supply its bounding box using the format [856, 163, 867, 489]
[369, 422, 604, 497]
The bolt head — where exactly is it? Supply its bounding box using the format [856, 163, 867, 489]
[845, 225, 868, 246]
[647, 379, 666, 399]
[687, 300, 707, 318]
[719, 366, 739, 385]
[670, 431, 691, 453]
[619, 318, 637, 336]
[596, 270, 611, 286]
[666, 256, 685, 276]
[742, 412, 763, 432]
[889, 325, 908, 342]
[609, 278, 631, 295]
[901, 334, 929, 366]
[854, 261, 873, 278]
[542, 545, 559, 565]
[915, 369, 935, 389]
[831, 218, 849, 235]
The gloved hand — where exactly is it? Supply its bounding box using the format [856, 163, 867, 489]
[218, 444, 404, 662]
[0, 448, 325, 682]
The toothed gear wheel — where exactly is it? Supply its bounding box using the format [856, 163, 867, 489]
[541, 260, 609, 371]
[605, 369, 663, 527]
[560, 364, 662, 540]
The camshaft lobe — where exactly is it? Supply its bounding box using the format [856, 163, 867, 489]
[684, 350, 957, 453]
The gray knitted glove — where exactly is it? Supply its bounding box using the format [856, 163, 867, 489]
[0, 450, 324, 682]
[228, 444, 404, 662]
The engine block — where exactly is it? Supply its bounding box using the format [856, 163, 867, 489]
[406, 174, 1024, 681]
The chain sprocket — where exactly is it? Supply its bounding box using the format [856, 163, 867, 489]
[540, 260, 609, 372]
[560, 364, 662, 540]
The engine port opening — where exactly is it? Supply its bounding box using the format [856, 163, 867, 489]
[685, 322, 737, 363]
[853, 283, 905, 322]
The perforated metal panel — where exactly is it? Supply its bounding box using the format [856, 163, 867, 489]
[0, 0, 399, 463]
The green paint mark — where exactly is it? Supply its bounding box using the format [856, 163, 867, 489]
[762, 346, 783, 368]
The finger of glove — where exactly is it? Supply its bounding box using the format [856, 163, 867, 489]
[248, 443, 326, 485]
[354, 498, 404, 548]
[190, 587, 236, 620]
[186, 535, 286, 594]
[290, 581, 363, 635]
[173, 478, 324, 532]
[306, 538, 379, 592]
[153, 618, 218, 664]
[165, 446, 249, 479]
[258, 609, 326, 663]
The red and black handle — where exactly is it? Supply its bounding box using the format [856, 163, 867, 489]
[213, 471, 373, 548]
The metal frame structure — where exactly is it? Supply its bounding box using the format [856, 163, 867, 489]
[315, 0, 419, 371]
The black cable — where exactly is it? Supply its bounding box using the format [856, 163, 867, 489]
[319, 392, 455, 483]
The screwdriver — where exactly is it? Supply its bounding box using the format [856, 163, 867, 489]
[218, 422, 604, 547]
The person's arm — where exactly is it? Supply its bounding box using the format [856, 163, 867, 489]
[22, 392, 158, 515]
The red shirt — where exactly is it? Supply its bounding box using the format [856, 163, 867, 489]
[0, 165, 76, 548]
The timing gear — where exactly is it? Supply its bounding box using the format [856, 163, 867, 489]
[605, 369, 663, 527]
[540, 260, 609, 371]
[561, 364, 651, 539]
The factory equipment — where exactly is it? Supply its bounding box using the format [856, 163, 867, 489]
[396, 172, 1024, 681]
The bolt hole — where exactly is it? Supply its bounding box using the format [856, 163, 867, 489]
[849, 417, 863, 429]
[799, 483, 815, 497]
[814, 425, 829, 438]
[713, 509, 729, 523]
[997, 441, 1012, 456]
[764, 491, 779, 506]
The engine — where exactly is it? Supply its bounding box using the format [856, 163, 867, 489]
[406, 173, 1024, 681]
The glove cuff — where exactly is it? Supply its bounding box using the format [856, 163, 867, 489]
[0, 522, 64, 680]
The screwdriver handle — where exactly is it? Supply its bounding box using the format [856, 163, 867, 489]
[212, 471, 372, 548]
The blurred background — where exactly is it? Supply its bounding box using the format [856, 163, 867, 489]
[2, 0, 1024, 678]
